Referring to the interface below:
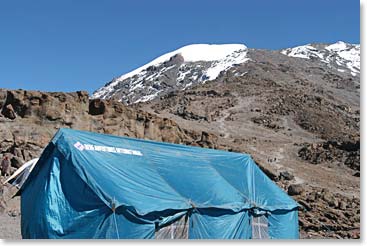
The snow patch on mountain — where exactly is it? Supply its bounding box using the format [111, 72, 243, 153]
[205, 49, 248, 79]
[93, 44, 249, 101]
[325, 42, 360, 76]
[281, 41, 360, 76]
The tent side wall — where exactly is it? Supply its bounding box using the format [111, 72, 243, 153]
[21, 144, 57, 238]
[188, 209, 252, 239]
[21, 144, 157, 239]
[20, 135, 159, 239]
[268, 209, 299, 239]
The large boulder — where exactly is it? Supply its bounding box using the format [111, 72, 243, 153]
[89, 99, 106, 115]
[288, 184, 304, 196]
[11, 156, 23, 169]
[2, 104, 16, 119]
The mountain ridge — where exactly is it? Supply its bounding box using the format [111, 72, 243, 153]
[92, 41, 360, 104]
[281, 41, 360, 76]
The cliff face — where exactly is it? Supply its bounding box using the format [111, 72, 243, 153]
[0, 89, 219, 169]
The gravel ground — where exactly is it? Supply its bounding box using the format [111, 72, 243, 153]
[0, 213, 21, 239]
[0, 181, 22, 240]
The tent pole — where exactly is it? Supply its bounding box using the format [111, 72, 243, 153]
[112, 197, 120, 239]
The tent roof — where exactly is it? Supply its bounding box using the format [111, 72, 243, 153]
[22, 128, 298, 216]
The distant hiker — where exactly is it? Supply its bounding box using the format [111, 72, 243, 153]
[1, 156, 11, 177]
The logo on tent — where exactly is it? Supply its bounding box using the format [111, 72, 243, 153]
[73, 141, 143, 156]
[74, 142, 85, 151]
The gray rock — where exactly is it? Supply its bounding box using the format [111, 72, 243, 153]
[298, 200, 312, 211]
[279, 171, 294, 181]
[306, 192, 317, 202]
[322, 192, 340, 208]
[11, 156, 23, 169]
[288, 184, 304, 196]
[338, 201, 347, 210]
[8, 211, 18, 217]
[2, 104, 16, 119]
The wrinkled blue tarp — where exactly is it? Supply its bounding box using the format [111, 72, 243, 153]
[20, 128, 299, 239]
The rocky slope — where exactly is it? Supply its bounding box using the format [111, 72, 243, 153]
[131, 45, 360, 238]
[0, 82, 360, 239]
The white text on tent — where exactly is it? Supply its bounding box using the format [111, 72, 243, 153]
[74, 142, 143, 156]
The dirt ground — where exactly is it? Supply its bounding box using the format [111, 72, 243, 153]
[0, 176, 21, 239]
[0, 212, 21, 239]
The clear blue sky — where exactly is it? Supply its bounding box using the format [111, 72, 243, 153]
[0, 0, 360, 94]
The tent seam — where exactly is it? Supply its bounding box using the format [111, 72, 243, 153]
[140, 151, 192, 206]
[197, 155, 255, 206]
[116, 136, 192, 210]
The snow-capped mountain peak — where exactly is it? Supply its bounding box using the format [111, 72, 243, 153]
[92, 44, 249, 103]
[93, 41, 360, 105]
[281, 41, 360, 76]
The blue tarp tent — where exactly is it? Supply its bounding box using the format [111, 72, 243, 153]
[20, 128, 299, 239]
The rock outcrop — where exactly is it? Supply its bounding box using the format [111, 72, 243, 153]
[0, 89, 221, 167]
